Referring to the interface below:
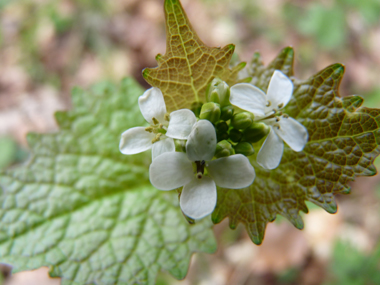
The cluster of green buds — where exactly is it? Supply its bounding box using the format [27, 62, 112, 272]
[196, 78, 271, 159]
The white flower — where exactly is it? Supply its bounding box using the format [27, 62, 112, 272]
[230, 70, 308, 170]
[119, 87, 197, 159]
[149, 120, 256, 220]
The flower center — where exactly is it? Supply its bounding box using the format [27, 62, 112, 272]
[195, 160, 206, 179]
[145, 116, 169, 143]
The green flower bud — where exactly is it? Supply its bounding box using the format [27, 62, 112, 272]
[243, 122, 270, 143]
[190, 102, 203, 118]
[216, 121, 229, 133]
[231, 112, 253, 130]
[199, 102, 221, 124]
[174, 139, 186, 152]
[217, 132, 229, 142]
[215, 140, 235, 158]
[234, 142, 255, 156]
[206, 78, 230, 106]
[220, 105, 234, 121]
[229, 128, 242, 142]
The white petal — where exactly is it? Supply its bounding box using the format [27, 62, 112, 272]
[151, 137, 175, 160]
[275, 116, 308, 152]
[265, 70, 293, 113]
[230, 83, 266, 116]
[186, 120, 217, 162]
[119, 127, 154, 155]
[166, 109, 197, 139]
[149, 152, 193, 190]
[207, 154, 255, 189]
[138, 87, 167, 125]
[180, 177, 216, 220]
[257, 128, 284, 169]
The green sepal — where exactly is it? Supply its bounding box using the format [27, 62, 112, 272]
[215, 140, 235, 158]
[200, 102, 221, 124]
[231, 112, 253, 130]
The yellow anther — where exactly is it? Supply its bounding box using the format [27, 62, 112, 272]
[152, 117, 159, 125]
[266, 101, 271, 107]
[164, 113, 170, 121]
[151, 133, 162, 143]
[278, 103, 284, 109]
[159, 123, 164, 129]
[145, 127, 154, 132]
[283, 114, 289, 118]
[275, 117, 280, 122]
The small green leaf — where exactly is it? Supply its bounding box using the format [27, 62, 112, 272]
[0, 78, 216, 284]
[143, 0, 243, 112]
[212, 47, 380, 244]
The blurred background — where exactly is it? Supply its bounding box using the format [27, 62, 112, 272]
[1, 0, 380, 284]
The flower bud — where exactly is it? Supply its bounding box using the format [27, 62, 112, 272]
[229, 128, 242, 142]
[243, 122, 270, 143]
[220, 105, 234, 121]
[231, 112, 253, 130]
[206, 78, 230, 106]
[215, 140, 235, 158]
[174, 139, 186, 152]
[190, 102, 203, 118]
[199, 102, 221, 124]
[217, 132, 229, 142]
[216, 121, 228, 133]
[234, 142, 255, 156]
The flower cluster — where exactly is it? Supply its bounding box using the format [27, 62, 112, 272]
[119, 70, 308, 220]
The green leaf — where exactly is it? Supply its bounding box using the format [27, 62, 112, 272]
[326, 241, 380, 284]
[143, 0, 244, 112]
[296, 3, 347, 50]
[212, 47, 380, 244]
[0, 78, 216, 284]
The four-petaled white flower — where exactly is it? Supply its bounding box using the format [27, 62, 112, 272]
[119, 87, 197, 159]
[230, 70, 308, 169]
[149, 120, 256, 220]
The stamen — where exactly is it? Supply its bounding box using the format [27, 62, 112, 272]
[275, 117, 280, 122]
[145, 127, 153, 132]
[195, 160, 206, 179]
[278, 103, 284, 109]
[283, 114, 289, 118]
[152, 117, 159, 125]
[164, 113, 170, 121]
[151, 133, 162, 143]
[273, 123, 280, 130]
[159, 123, 164, 129]
[266, 101, 272, 107]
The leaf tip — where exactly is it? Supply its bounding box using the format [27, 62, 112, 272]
[142, 68, 150, 79]
[340, 186, 351, 195]
[343, 95, 364, 111]
[155, 53, 163, 62]
[332, 63, 345, 77]
[226, 44, 235, 52]
[322, 201, 338, 214]
[211, 212, 223, 224]
[366, 164, 377, 176]
[251, 236, 263, 245]
[283, 46, 294, 55]
[289, 215, 304, 230]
